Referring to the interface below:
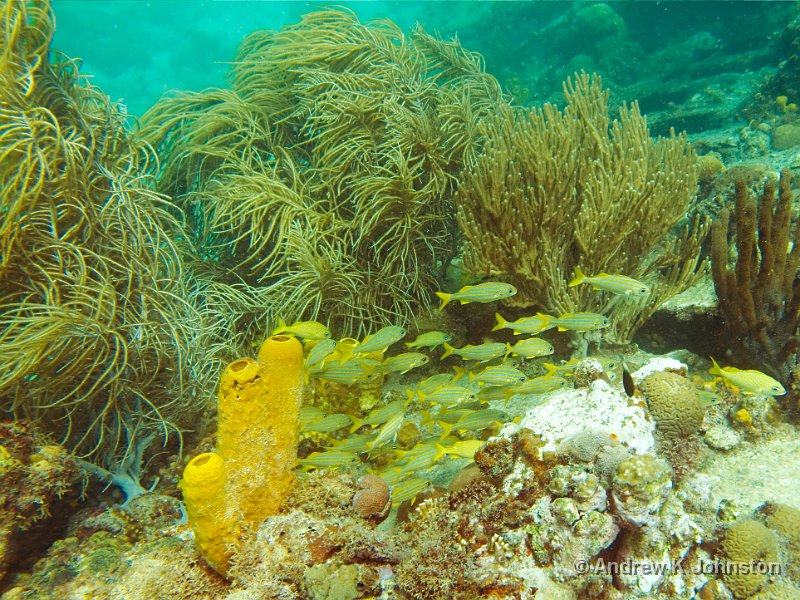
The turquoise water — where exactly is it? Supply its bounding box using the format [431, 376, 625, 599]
[53, 1, 793, 120]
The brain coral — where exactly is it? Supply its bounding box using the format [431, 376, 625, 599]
[639, 371, 706, 440]
[720, 519, 781, 599]
[759, 502, 800, 580]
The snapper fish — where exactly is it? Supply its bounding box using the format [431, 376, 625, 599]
[391, 477, 432, 505]
[435, 282, 517, 310]
[405, 331, 452, 350]
[441, 342, 507, 362]
[353, 326, 406, 355]
[298, 450, 359, 470]
[271, 317, 331, 340]
[505, 337, 554, 359]
[469, 364, 528, 387]
[551, 312, 610, 332]
[492, 312, 555, 335]
[436, 439, 485, 460]
[709, 358, 786, 396]
[304, 338, 338, 370]
[377, 352, 429, 374]
[568, 267, 650, 297]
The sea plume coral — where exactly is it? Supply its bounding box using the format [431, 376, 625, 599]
[0, 1, 208, 466]
[139, 7, 506, 337]
[454, 72, 708, 342]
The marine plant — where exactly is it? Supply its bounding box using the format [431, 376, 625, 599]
[711, 170, 800, 378]
[0, 1, 209, 466]
[454, 72, 708, 342]
[138, 8, 507, 338]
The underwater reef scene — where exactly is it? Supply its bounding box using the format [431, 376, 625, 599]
[3, 0, 800, 598]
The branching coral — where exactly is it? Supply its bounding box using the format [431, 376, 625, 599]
[138, 7, 506, 337]
[0, 1, 210, 465]
[711, 170, 800, 377]
[454, 72, 707, 342]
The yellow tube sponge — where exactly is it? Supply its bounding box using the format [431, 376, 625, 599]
[221, 334, 305, 524]
[179, 452, 237, 574]
[180, 334, 305, 576]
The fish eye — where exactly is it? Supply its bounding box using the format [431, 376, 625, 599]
[518, 376, 526, 382]
[507, 287, 514, 293]
[325, 331, 332, 337]
[399, 328, 406, 336]
[602, 319, 609, 325]
[639, 288, 647, 294]
[772, 386, 781, 392]
[444, 334, 452, 341]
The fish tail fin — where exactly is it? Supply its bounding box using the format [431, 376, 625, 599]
[568, 267, 586, 288]
[439, 422, 453, 438]
[441, 342, 455, 359]
[348, 418, 363, 434]
[709, 357, 723, 377]
[434, 443, 448, 461]
[504, 342, 513, 361]
[271, 316, 287, 335]
[491, 312, 506, 332]
[435, 291, 451, 310]
[543, 362, 558, 376]
[557, 326, 568, 332]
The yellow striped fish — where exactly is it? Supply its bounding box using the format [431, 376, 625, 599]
[377, 352, 429, 374]
[568, 267, 650, 296]
[272, 317, 331, 340]
[405, 331, 452, 350]
[354, 326, 407, 355]
[435, 282, 517, 310]
[391, 477, 432, 505]
[709, 358, 786, 396]
[492, 312, 555, 335]
[505, 337, 554, 359]
[470, 364, 528, 387]
[298, 450, 359, 470]
[441, 342, 507, 362]
[551, 312, 610, 332]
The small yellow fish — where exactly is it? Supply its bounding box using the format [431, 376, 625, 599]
[301, 413, 353, 433]
[368, 411, 405, 453]
[304, 338, 338, 371]
[377, 352, 429, 374]
[298, 450, 359, 470]
[353, 326, 406, 355]
[470, 364, 528, 387]
[440, 408, 511, 437]
[709, 358, 786, 396]
[436, 439, 485, 460]
[331, 433, 374, 454]
[416, 373, 454, 394]
[568, 267, 650, 296]
[405, 331, 452, 349]
[271, 317, 331, 340]
[350, 398, 408, 433]
[505, 375, 568, 397]
[391, 477, 432, 505]
[441, 342, 507, 362]
[299, 406, 327, 429]
[411, 384, 476, 407]
[314, 359, 379, 384]
[435, 282, 517, 310]
[551, 312, 610, 332]
[492, 312, 555, 335]
[505, 337, 554, 359]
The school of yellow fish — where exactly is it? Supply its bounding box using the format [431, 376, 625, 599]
[273, 270, 784, 508]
